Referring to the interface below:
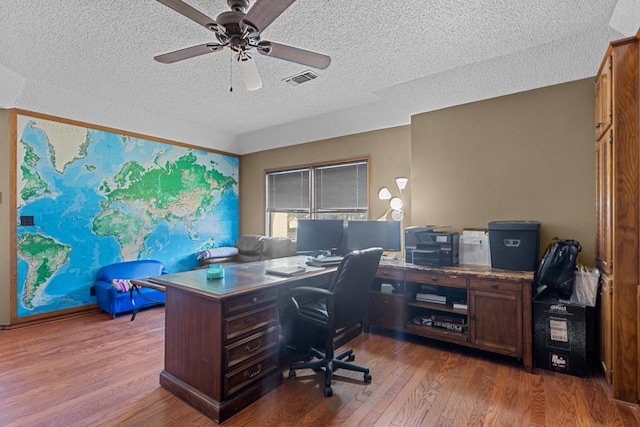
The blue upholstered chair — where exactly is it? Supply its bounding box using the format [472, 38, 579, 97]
[94, 259, 166, 319]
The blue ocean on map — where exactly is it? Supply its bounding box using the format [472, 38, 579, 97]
[16, 119, 239, 317]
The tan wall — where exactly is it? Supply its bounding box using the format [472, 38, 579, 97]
[410, 78, 595, 265]
[241, 79, 595, 266]
[0, 109, 10, 324]
[240, 126, 412, 235]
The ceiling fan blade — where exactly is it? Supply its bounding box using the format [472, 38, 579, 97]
[257, 41, 331, 69]
[156, 0, 219, 32]
[241, 0, 296, 33]
[154, 43, 223, 64]
[235, 53, 262, 91]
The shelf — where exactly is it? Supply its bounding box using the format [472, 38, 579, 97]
[405, 323, 468, 342]
[408, 300, 468, 315]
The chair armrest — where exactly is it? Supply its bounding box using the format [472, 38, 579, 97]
[288, 286, 336, 312]
[94, 280, 116, 293]
[289, 286, 334, 298]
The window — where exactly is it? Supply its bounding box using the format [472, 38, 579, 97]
[266, 160, 368, 238]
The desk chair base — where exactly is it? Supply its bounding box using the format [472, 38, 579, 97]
[288, 346, 371, 397]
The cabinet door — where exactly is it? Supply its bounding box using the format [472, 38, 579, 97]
[595, 130, 613, 274]
[469, 282, 522, 357]
[600, 274, 613, 384]
[368, 292, 405, 331]
[595, 55, 612, 140]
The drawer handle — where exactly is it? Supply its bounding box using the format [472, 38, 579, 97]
[490, 283, 499, 289]
[244, 364, 262, 379]
[245, 340, 262, 353]
[430, 277, 438, 282]
[252, 297, 258, 303]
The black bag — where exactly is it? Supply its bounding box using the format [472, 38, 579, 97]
[536, 239, 581, 298]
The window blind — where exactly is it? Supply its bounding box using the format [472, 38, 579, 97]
[315, 162, 368, 211]
[267, 169, 310, 211]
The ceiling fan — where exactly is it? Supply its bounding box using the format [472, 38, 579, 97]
[154, 0, 331, 90]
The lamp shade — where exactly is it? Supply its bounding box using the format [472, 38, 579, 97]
[389, 197, 403, 210]
[395, 177, 408, 191]
[235, 52, 262, 91]
[378, 187, 392, 200]
[391, 209, 404, 221]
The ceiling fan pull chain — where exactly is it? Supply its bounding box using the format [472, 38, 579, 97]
[229, 52, 233, 92]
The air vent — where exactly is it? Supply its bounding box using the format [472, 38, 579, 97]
[283, 70, 319, 86]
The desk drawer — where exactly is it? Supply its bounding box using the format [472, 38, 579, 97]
[376, 266, 405, 281]
[469, 278, 521, 294]
[224, 351, 279, 397]
[224, 304, 279, 342]
[369, 292, 404, 330]
[406, 271, 467, 288]
[225, 325, 279, 370]
[225, 288, 279, 316]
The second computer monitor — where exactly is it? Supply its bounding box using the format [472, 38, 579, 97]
[346, 220, 402, 251]
[296, 219, 345, 254]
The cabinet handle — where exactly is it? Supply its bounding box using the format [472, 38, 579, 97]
[252, 297, 258, 303]
[430, 277, 438, 282]
[244, 364, 262, 379]
[490, 283, 499, 289]
[245, 340, 262, 353]
[596, 122, 602, 129]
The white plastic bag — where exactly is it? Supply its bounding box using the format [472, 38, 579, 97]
[570, 264, 600, 307]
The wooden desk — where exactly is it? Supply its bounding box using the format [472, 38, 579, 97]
[133, 256, 335, 424]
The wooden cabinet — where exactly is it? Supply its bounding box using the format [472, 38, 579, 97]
[367, 263, 533, 371]
[468, 278, 522, 357]
[594, 32, 640, 403]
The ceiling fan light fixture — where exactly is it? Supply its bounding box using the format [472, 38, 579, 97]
[235, 52, 262, 91]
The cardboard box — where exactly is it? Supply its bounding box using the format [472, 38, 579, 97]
[533, 292, 587, 377]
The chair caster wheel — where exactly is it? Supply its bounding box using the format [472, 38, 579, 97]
[288, 370, 296, 379]
[347, 354, 355, 362]
[364, 373, 372, 382]
[324, 387, 332, 397]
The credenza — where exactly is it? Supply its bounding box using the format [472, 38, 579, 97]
[365, 261, 534, 372]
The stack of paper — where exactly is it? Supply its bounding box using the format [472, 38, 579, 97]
[416, 293, 447, 304]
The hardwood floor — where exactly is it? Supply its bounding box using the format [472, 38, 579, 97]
[1, 308, 639, 426]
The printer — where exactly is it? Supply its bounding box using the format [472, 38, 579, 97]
[405, 226, 459, 266]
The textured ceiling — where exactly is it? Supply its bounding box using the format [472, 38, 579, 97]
[0, 1, 636, 154]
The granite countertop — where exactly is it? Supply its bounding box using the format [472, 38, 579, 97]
[379, 259, 535, 282]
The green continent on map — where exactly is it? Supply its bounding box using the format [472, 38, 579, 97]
[17, 233, 72, 309]
[92, 209, 151, 259]
[93, 151, 236, 258]
[20, 165, 50, 202]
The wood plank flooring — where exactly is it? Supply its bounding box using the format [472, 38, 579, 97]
[1, 308, 639, 426]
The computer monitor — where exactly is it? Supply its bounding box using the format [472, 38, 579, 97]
[346, 220, 402, 251]
[296, 219, 345, 255]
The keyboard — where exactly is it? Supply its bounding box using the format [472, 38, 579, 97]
[306, 256, 343, 266]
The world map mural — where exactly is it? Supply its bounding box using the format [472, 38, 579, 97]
[16, 114, 239, 317]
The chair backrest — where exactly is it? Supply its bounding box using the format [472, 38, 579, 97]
[328, 247, 383, 329]
[96, 259, 166, 282]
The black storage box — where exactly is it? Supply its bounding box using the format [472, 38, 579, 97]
[533, 291, 587, 377]
[488, 220, 540, 271]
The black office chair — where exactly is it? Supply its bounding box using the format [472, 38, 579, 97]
[287, 247, 383, 397]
